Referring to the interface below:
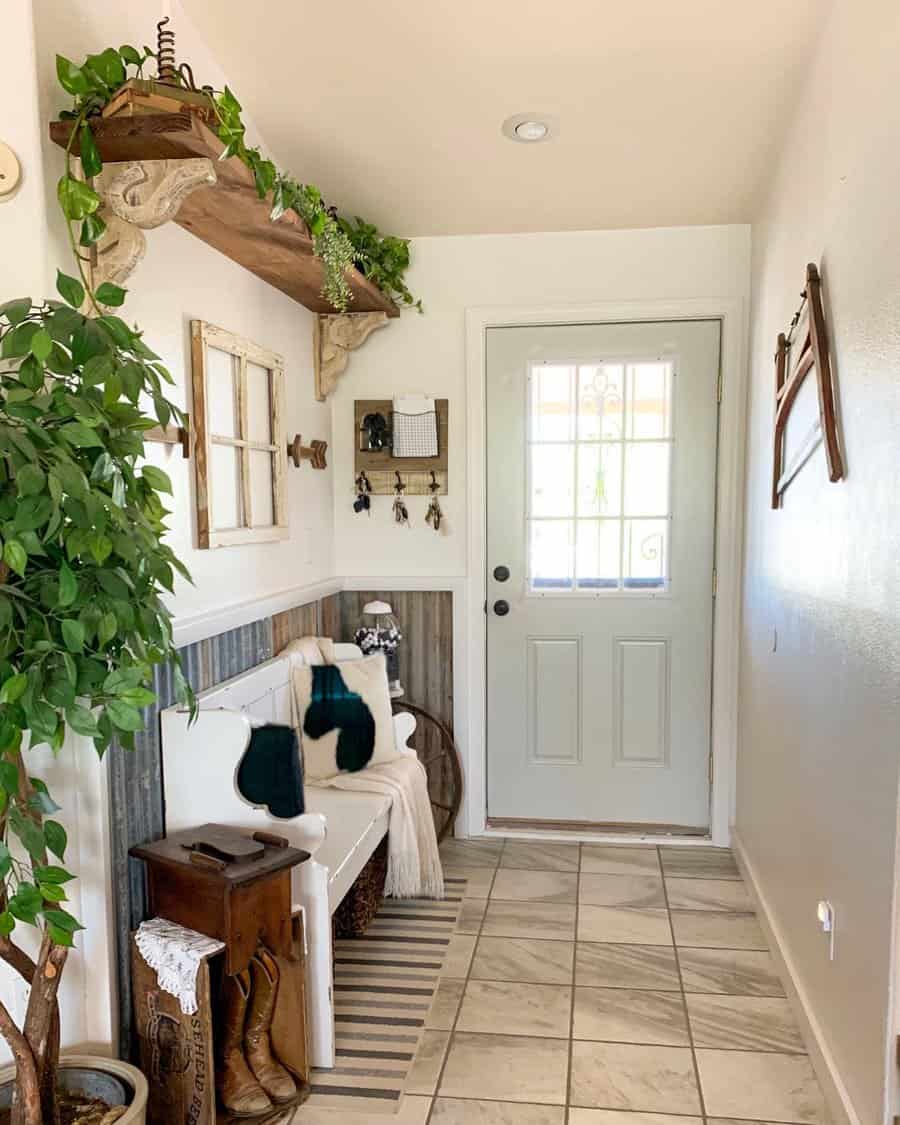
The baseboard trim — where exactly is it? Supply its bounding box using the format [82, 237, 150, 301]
[487, 816, 707, 836]
[732, 827, 861, 1125]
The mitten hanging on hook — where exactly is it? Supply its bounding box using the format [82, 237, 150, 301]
[425, 471, 443, 532]
[353, 470, 372, 515]
[393, 471, 409, 527]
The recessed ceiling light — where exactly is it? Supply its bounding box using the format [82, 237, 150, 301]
[502, 113, 557, 143]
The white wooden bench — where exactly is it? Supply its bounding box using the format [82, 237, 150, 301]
[159, 644, 415, 1069]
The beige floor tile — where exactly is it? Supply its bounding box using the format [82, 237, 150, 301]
[581, 846, 661, 876]
[442, 865, 497, 898]
[686, 994, 804, 1052]
[696, 1048, 828, 1123]
[471, 935, 574, 984]
[458, 979, 572, 1037]
[482, 900, 576, 940]
[425, 977, 465, 1029]
[439, 1032, 569, 1104]
[442, 932, 477, 978]
[665, 877, 752, 912]
[659, 847, 740, 880]
[576, 943, 681, 991]
[573, 987, 690, 1046]
[293, 1094, 431, 1123]
[491, 868, 579, 904]
[706, 1120, 789, 1125]
[570, 1041, 701, 1114]
[440, 838, 504, 867]
[578, 906, 673, 946]
[671, 910, 766, 950]
[579, 874, 666, 909]
[569, 1112, 702, 1125]
[501, 840, 581, 871]
[432, 1098, 565, 1124]
[455, 898, 488, 934]
[678, 947, 785, 995]
[405, 1029, 450, 1095]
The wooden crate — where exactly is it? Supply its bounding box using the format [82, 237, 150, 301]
[131, 913, 309, 1125]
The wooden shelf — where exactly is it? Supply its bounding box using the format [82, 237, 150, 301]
[49, 112, 399, 318]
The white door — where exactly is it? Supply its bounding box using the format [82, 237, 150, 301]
[486, 320, 720, 830]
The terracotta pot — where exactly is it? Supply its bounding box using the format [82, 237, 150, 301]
[0, 1053, 148, 1124]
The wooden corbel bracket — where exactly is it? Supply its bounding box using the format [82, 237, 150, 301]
[288, 433, 328, 470]
[313, 312, 389, 401]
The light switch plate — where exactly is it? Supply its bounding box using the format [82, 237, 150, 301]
[0, 142, 22, 198]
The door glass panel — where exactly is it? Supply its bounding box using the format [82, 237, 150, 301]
[531, 365, 575, 441]
[577, 444, 621, 517]
[530, 520, 573, 589]
[578, 364, 624, 439]
[624, 443, 670, 517]
[576, 520, 620, 588]
[531, 445, 575, 517]
[628, 362, 672, 439]
[624, 519, 669, 588]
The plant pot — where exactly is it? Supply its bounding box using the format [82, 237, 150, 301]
[0, 1054, 148, 1124]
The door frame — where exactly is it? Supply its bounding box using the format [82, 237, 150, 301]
[465, 297, 749, 846]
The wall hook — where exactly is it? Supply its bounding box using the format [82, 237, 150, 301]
[288, 433, 328, 470]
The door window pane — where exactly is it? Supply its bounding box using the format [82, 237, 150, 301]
[578, 364, 624, 439]
[577, 520, 620, 588]
[531, 445, 575, 517]
[624, 519, 669, 588]
[624, 443, 670, 517]
[628, 362, 672, 439]
[578, 444, 621, 517]
[531, 365, 575, 441]
[530, 521, 573, 589]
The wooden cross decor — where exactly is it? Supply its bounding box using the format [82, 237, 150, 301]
[771, 263, 845, 508]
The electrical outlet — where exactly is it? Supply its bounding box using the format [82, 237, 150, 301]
[817, 900, 836, 960]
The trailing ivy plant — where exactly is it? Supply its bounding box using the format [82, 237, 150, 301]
[336, 216, 422, 312]
[0, 43, 194, 1125]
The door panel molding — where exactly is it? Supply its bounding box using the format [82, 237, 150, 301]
[466, 297, 749, 845]
[613, 637, 671, 768]
[527, 635, 582, 765]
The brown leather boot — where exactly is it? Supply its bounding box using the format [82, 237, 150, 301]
[245, 950, 296, 1103]
[217, 970, 272, 1117]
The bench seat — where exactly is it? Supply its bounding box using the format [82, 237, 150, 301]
[303, 788, 391, 913]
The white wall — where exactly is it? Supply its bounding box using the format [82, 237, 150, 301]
[737, 2, 900, 1122]
[332, 225, 751, 839]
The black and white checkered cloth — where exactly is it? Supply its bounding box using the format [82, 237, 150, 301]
[392, 403, 438, 457]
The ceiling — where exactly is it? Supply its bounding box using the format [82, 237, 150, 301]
[183, 0, 824, 237]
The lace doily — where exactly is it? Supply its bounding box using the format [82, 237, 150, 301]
[135, 917, 225, 1014]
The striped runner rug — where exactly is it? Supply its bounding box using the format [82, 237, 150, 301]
[302, 875, 466, 1114]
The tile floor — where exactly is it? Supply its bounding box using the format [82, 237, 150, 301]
[400, 837, 830, 1125]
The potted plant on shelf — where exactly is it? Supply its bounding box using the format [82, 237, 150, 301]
[0, 46, 195, 1125]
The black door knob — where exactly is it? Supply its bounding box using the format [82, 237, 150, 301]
[493, 600, 510, 616]
[493, 565, 510, 582]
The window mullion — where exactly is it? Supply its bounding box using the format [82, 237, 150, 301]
[237, 354, 252, 529]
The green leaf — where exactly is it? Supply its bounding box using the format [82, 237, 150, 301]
[0, 298, 32, 325]
[42, 907, 84, 934]
[61, 422, 103, 448]
[0, 760, 18, 793]
[141, 465, 172, 494]
[35, 865, 75, 885]
[48, 924, 74, 947]
[39, 883, 68, 903]
[66, 704, 99, 737]
[79, 213, 107, 247]
[16, 464, 46, 498]
[44, 820, 68, 861]
[56, 55, 90, 96]
[0, 911, 14, 937]
[58, 563, 78, 607]
[10, 814, 46, 863]
[57, 175, 101, 222]
[119, 45, 143, 66]
[95, 282, 126, 308]
[97, 611, 117, 648]
[18, 354, 44, 390]
[56, 270, 85, 309]
[106, 699, 144, 732]
[79, 123, 102, 178]
[3, 540, 27, 578]
[85, 47, 125, 89]
[29, 328, 53, 361]
[61, 619, 85, 654]
[0, 673, 27, 704]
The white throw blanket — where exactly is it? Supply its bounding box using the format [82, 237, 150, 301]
[135, 917, 225, 1014]
[281, 636, 445, 900]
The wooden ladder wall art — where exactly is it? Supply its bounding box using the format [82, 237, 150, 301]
[772, 263, 845, 508]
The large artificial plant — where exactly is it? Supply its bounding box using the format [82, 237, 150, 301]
[0, 43, 194, 1125]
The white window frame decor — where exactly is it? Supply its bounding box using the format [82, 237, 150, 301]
[191, 319, 288, 549]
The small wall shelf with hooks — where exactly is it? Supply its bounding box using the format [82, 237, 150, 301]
[354, 398, 448, 494]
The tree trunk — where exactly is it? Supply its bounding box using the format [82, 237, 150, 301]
[0, 999, 42, 1125]
[23, 935, 67, 1125]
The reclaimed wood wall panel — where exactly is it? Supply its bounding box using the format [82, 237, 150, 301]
[272, 601, 320, 653]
